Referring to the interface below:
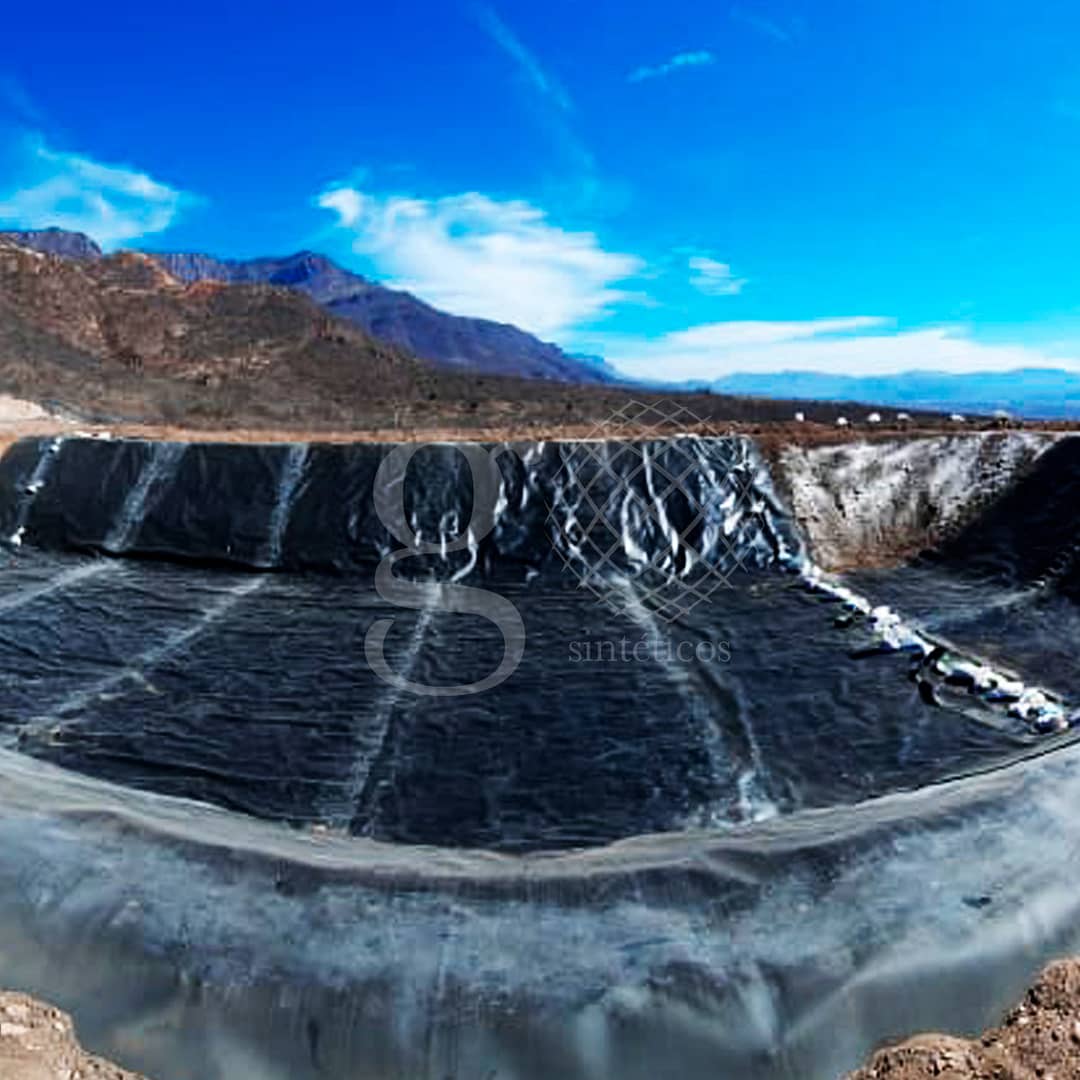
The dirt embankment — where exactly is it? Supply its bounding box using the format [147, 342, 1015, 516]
[779, 431, 1064, 570]
[848, 959, 1080, 1079]
[0, 388, 1073, 449]
[0, 991, 145, 1079]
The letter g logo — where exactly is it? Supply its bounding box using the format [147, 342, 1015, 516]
[366, 443, 526, 697]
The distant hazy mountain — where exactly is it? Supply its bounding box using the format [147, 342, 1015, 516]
[0, 228, 102, 261]
[703, 369, 1080, 419]
[570, 353, 626, 381]
[150, 250, 617, 384]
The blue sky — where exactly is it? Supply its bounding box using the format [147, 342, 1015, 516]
[3, 0, 1080, 380]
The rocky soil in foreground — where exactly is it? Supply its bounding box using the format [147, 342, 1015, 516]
[0, 992, 144, 1079]
[847, 960, 1080, 1079]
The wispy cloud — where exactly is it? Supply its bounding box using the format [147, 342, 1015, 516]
[730, 6, 795, 44]
[0, 75, 44, 125]
[474, 4, 572, 112]
[471, 4, 605, 212]
[0, 135, 195, 248]
[318, 185, 644, 337]
[591, 319, 1080, 381]
[689, 256, 747, 297]
[629, 50, 716, 84]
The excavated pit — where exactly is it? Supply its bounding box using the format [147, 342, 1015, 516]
[0, 431, 1075, 1080]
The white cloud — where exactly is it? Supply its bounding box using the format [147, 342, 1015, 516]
[0, 136, 193, 248]
[629, 50, 716, 84]
[594, 319, 1080, 381]
[318, 186, 644, 337]
[319, 187, 364, 228]
[474, 5, 572, 111]
[688, 256, 747, 296]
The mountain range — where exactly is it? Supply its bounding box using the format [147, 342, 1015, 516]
[5, 228, 1076, 418]
[702, 369, 1080, 420]
[0, 228, 103, 262]
[0, 229, 895, 432]
[0, 234, 451, 427]
[1, 228, 616, 385]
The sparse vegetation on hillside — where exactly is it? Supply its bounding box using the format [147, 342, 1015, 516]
[0, 238, 947, 435]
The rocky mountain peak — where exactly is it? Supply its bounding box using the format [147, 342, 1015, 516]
[1, 227, 621, 385]
[0, 228, 102, 261]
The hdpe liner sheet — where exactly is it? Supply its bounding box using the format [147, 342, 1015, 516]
[0, 553, 1039, 849]
[0, 436, 1073, 1078]
[0, 737, 1077, 1080]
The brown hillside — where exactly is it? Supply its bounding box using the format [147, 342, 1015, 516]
[0, 237, 953, 434]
